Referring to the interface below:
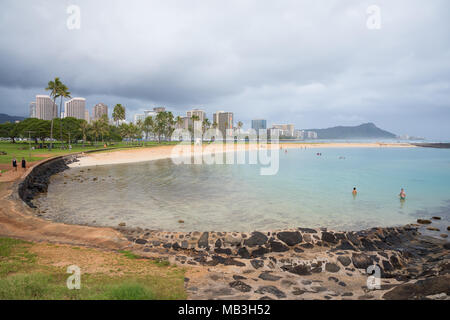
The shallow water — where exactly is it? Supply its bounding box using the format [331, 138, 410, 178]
[36, 147, 450, 233]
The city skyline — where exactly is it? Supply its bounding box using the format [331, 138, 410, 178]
[1, 1, 450, 139]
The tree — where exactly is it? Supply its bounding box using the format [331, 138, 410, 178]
[79, 120, 89, 147]
[112, 104, 126, 126]
[175, 116, 183, 129]
[202, 118, 211, 135]
[143, 116, 154, 141]
[0, 122, 19, 143]
[45, 77, 64, 150]
[57, 83, 71, 148]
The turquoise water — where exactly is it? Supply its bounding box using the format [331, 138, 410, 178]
[38, 147, 450, 233]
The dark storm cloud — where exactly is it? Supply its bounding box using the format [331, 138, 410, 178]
[0, 0, 449, 139]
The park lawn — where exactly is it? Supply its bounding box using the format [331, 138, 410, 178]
[0, 238, 187, 300]
[0, 141, 179, 165]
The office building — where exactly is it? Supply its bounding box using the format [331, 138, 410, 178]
[93, 103, 108, 121]
[272, 124, 295, 137]
[213, 111, 233, 136]
[251, 119, 267, 132]
[186, 108, 206, 122]
[29, 102, 36, 118]
[85, 110, 90, 123]
[35, 95, 57, 120]
[65, 97, 86, 120]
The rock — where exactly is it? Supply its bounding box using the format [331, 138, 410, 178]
[269, 240, 289, 252]
[229, 280, 252, 293]
[338, 281, 346, 287]
[426, 227, 440, 231]
[135, 238, 147, 245]
[417, 219, 432, 224]
[215, 248, 232, 255]
[277, 231, 303, 246]
[383, 275, 450, 300]
[255, 286, 286, 299]
[382, 260, 394, 272]
[118, 222, 126, 227]
[224, 235, 242, 246]
[336, 240, 356, 251]
[244, 232, 268, 247]
[431, 216, 441, 220]
[237, 247, 251, 259]
[233, 275, 246, 281]
[440, 234, 448, 238]
[328, 276, 339, 283]
[342, 292, 353, 297]
[298, 227, 317, 233]
[321, 232, 337, 244]
[292, 288, 306, 295]
[447, 226, 450, 231]
[351, 253, 373, 269]
[178, 220, 184, 223]
[251, 247, 270, 257]
[258, 272, 282, 281]
[444, 243, 450, 250]
[300, 243, 314, 249]
[198, 232, 209, 248]
[346, 233, 361, 246]
[360, 239, 377, 251]
[325, 263, 340, 273]
[251, 259, 264, 269]
[215, 239, 222, 248]
[389, 255, 402, 269]
[283, 264, 312, 276]
[337, 256, 351, 267]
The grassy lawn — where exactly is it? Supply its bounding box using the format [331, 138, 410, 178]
[0, 141, 179, 165]
[0, 238, 186, 300]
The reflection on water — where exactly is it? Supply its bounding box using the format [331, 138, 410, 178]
[36, 147, 450, 233]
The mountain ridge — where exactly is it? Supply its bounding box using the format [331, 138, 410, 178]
[303, 122, 397, 139]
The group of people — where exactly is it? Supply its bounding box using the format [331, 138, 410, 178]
[11, 156, 26, 171]
[352, 187, 406, 200]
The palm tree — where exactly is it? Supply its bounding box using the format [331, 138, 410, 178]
[202, 118, 211, 134]
[112, 104, 126, 126]
[175, 116, 183, 129]
[57, 84, 71, 148]
[90, 120, 102, 145]
[45, 77, 63, 150]
[143, 116, 154, 141]
[79, 120, 89, 147]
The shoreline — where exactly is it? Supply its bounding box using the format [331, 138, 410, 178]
[2, 143, 450, 300]
[69, 142, 415, 168]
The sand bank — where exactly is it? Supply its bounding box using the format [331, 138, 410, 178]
[69, 142, 414, 168]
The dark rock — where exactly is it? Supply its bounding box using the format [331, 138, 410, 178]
[198, 232, 209, 248]
[277, 231, 303, 246]
[431, 216, 441, 220]
[237, 247, 251, 259]
[352, 253, 373, 269]
[282, 264, 312, 276]
[328, 276, 339, 283]
[417, 219, 432, 224]
[135, 238, 147, 245]
[292, 288, 306, 295]
[389, 255, 402, 269]
[255, 286, 286, 299]
[346, 233, 361, 246]
[294, 247, 304, 253]
[269, 240, 289, 252]
[335, 240, 356, 251]
[360, 238, 377, 251]
[321, 232, 337, 244]
[233, 275, 246, 280]
[298, 227, 317, 233]
[224, 258, 246, 267]
[251, 247, 270, 257]
[215, 239, 222, 248]
[338, 281, 346, 287]
[258, 272, 282, 281]
[325, 263, 340, 273]
[444, 243, 450, 250]
[171, 242, 181, 250]
[342, 292, 353, 297]
[337, 256, 351, 267]
[214, 248, 232, 255]
[383, 275, 450, 300]
[300, 243, 314, 249]
[382, 260, 394, 272]
[251, 259, 264, 269]
[244, 232, 268, 247]
[229, 280, 252, 293]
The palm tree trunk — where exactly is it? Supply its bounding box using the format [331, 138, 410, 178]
[59, 96, 63, 149]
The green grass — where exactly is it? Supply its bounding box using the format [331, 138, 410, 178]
[0, 238, 186, 300]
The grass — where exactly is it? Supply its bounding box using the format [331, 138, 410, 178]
[0, 141, 179, 165]
[0, 238, 186, 300]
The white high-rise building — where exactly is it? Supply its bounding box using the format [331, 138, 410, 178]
[35, 95, 57, 120]
[186, 108, 206, 122]
[65, 98, 86, 120]
[85, 109, 90, 123]
[29, 102, 36, 118]
[93, 103, 108, 121]
[213, 111, 233, 136]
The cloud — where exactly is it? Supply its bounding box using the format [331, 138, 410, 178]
[0, 0, 449, 139]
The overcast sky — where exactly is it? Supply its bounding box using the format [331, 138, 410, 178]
[1, 0, 449, 139]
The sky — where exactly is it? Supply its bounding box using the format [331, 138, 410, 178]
[0, 0, 449, 139]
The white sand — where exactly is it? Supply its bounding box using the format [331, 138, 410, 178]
[69, 142, 415, 168]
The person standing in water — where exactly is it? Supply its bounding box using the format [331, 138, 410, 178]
[399, 188, 406, 200]
[352, 187, 357, 196]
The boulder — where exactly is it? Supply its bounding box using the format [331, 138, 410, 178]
[243, 232, 268, 247]
[277, 231, 303, 246]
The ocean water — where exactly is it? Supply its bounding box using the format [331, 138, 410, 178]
[36, 147, 450, 233]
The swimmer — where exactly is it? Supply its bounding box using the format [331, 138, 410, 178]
[399, 188, 406, 200]
[352, 187, 357, 196]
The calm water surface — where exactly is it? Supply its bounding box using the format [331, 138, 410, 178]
[36, 147, 450, 233]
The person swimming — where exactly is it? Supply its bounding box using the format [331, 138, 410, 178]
[399, 188, 406, 200]
[352, 187, 357, 195]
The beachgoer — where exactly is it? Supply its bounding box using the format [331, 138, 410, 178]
[352, 187, 357, 196]
[21, 157, 26, 170]
[399, 188, 406, 200]
[12, 157, 17, 171]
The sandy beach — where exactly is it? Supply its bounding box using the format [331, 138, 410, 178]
[69, 142, 415, 168]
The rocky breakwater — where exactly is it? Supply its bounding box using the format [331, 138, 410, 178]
[18, 155, 79, 208]
[120, 226, 450, 300]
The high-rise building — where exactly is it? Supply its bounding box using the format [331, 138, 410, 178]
[186, 108, 206, 122]
[213, 111, 233, 136]
[65, 98, 86, 120]
[272, 124, 295, 137]
[29, 102, 36, 118]
[35, 95, 57, 120]
[153, 107, 166, 113]
[93, 103, 108, 121]
[251, 119, 267, 132]
[84, 110, 90, 123]
[133, 114, 146, 124]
